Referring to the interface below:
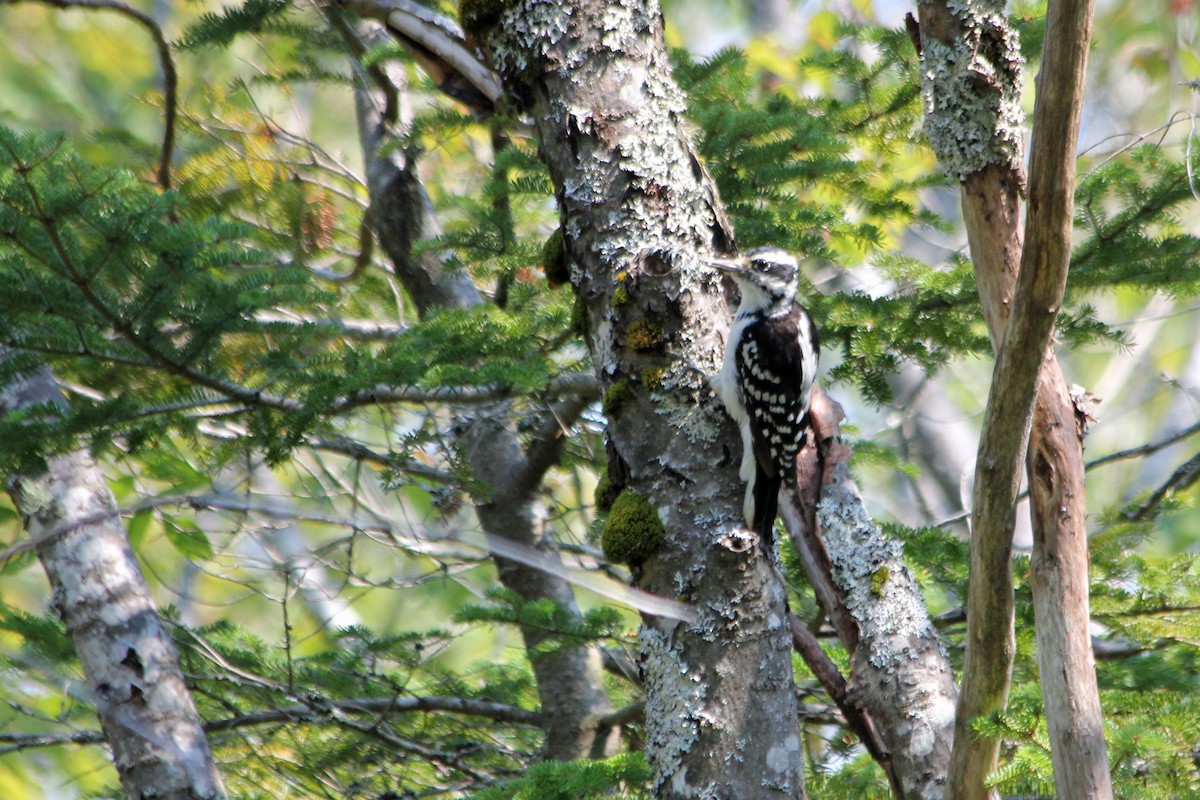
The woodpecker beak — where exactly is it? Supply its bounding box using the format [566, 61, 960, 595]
[704, 255, 747, 273]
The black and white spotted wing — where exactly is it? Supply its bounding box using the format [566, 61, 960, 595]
[734, 303, 819, 486]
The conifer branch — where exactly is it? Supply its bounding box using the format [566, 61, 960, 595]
[329, 372, 599, 412]
[252, 310, 410, 339]
[14, 0, 177, 189]
[335, 713, 500, 785]
[1123, 450, 1200, 522]
[0, 694, 541, 755]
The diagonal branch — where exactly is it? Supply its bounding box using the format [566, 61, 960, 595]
[332, 0, 501, 113]
[781, 388, 957, 800]
[1124, 450, 1200, 522]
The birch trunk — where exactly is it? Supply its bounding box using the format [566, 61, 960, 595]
[2, 365, 225, 800]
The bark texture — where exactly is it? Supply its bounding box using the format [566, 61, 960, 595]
[917, 0, 1109, 797]
[1019, 0, 1109, 794]
[2, 367, 225, 800]
[472, 2, 806, 796]
[914, 7, 1026, 785]
[350, 48, 617, 761]
[783, 389, 958, 800]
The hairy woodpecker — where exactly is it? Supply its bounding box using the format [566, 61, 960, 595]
[708, 247, 819, 547]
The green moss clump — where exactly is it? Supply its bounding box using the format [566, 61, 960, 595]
[540, 228, 570, 287]
[594, 471, 618, 514]
[601, 490, 666, 565]
[570, 293, 588, 337]
[641, 367, 665, 391]
[870, 565, 890, 597]
[625, 318, 662, 351]
[459, 0, 507, 37]
[612, 284, 630, 307]
[602, 379, 632, 417]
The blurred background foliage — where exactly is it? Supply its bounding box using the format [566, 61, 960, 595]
[0, 0, 1198, 797]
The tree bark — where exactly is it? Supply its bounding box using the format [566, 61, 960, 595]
[1, 365, 225, 800]
[471, 2, 807, 797]
[347, 43, 618, 761]
[1019, 0, 1109, 795]
[916, 0, 1109, 797]
[783, 390, 958, 800]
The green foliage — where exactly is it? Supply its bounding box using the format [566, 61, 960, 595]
[1073, 145, 1200, 297]
[171, 616, 543, 800]
[0, 603, 76, 668]
[455, 587, 628, 657]
[0, 127, 574, 472]
[3, 3, 1200, 799]
[466, 753, 651, 800]
[178, 0, 295, 50]
[674, 32, 987, 403]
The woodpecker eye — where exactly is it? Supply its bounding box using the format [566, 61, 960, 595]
[744, 247, 798, 281]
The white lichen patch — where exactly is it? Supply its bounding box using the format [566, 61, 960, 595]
[765, 734, 800, 773]
[919, 5, 1025, 181]
[599, 0, 655, 52]
[640, 624, 706, 792]
[817, 485, 937, 668]
[491, 0, 571, 78]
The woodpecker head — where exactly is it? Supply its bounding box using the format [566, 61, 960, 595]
[705, 247, 799, 313]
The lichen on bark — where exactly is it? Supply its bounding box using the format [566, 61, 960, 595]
[474, 1, 807, 796]
[918, 0, 1025, 182]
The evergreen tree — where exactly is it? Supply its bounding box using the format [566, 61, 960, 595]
[0, 1, 1197, 798]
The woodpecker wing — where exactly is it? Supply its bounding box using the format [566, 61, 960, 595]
[734, 303, 818, 485]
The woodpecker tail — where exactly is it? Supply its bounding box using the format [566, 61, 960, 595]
[750, 466, 781, 553]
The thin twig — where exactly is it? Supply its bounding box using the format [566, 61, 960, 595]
[0, 695, 541, 753]
[1124, 450, 1200, 522]
[935, 417, 1200, 528]
[26, 0, 178, 189]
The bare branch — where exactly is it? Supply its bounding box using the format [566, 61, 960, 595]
[333, 372, 599, 411]
[252, 310, 410, 339]
[0, 694, 540, 756]
[1088, 418, 1200, 470]
[520, 393, 598, 489]
[787, 613, 900, 796]
[19, 0, 178, 189]
[331, 0, 501, 112]
[1124, 450, 1200, 522]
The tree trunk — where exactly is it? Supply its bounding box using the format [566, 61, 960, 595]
[1020, 0, 1110, 794]
[2, 365, 225, 800]
[471, 1, 807, 796]
[916, 0, 1110, 797]
[348, 46, 618, 761]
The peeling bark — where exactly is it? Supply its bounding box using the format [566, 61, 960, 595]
[472, 1, 805, 796]
[1, 365, 225, 800]
[916, 0, 1109, 796]
[1019, 0, 1109, 794]
[348, 47, 617, 761]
